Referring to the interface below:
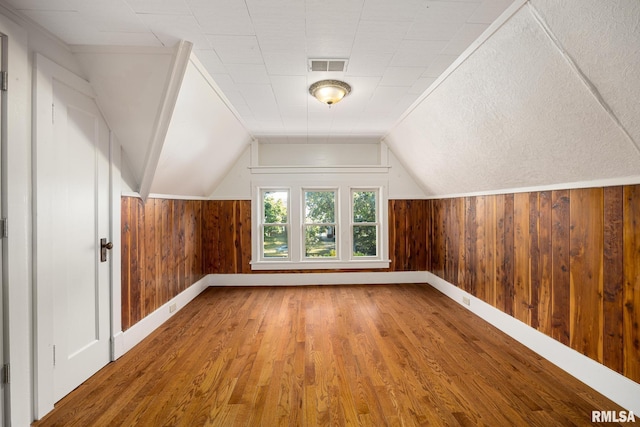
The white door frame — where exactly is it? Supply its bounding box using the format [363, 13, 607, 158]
[0, 31, 6, 427]
[33, 53, 115, 418]
[0, 11, 30, 426]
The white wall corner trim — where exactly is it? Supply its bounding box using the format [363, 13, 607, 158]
[138, 40, 193, 201]
[114, 276, 211, 359]
[425, 272, 640, 415]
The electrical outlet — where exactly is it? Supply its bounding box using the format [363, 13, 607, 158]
[462, 296, 471, 306]
[169, 303, 177, 313]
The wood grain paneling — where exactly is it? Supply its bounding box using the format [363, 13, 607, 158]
[428, 185, 640, 384]
[122, 198, 431, 329]
[430, 199, 446, 278]
[537, 191, 553, 335]
[569, 188, 604, 362]
[121, 187, 640, 386]
[503, 194, 515, 316]
[463, 196, 477, 296]
[120, 197, 132, 330]
[623, 185, 640, 381]
[513, 192, 531, 324]
[121, 197, 206, 330]
[388, 200, 428, 271]
[603, 186, 624, 373]
[202, 200, 252, 274]
[482, 195, 496, 306]
[551, 190, 570, 345]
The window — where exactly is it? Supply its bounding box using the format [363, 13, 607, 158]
[261, 190, 289, 259]
[304, 190, 337, 258]
[253, 182, 388, 269]
[352, 190, 378, 257]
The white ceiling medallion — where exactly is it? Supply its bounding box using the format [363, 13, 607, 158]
[309, 79, 352, 106]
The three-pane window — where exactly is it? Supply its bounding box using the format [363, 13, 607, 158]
[256, 186, 384, 267]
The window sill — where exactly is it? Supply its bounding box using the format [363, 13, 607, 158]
[250, 259, 391, 271]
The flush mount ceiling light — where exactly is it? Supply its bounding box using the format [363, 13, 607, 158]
[309, 79, 351, 106]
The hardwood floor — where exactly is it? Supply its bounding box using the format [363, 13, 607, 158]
[34, 284, 628, 426]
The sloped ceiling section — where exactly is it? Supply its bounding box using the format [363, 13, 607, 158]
[385, 1, 640, 198]
[531, 0, 640, 146]
[150, 56, 252, 197]
[74, 42, 252, 199]
[73, 43, 188, 192]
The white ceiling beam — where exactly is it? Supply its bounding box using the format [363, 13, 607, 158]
[138, 40, 192, 201]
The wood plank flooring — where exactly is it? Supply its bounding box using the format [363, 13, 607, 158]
[33, 284, 630, 426]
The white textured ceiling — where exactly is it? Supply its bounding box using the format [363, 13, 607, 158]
[4, 0, 639, 198]
[385, 0, 640, 197]
[4, 0, 514, 142]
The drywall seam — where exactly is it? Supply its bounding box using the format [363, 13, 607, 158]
[138, 40, 193, 201]
[527, 2, 640, 156]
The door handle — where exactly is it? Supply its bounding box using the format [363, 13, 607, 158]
[100, 238, 113, 262]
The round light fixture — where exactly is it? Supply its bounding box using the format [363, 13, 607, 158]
[309, 79, 351, 105]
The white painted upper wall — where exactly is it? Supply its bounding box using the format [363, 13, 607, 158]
[385, 1, 640, 198]
[72, 45, 180, 190]
[258, 142, 381, 166]
[150, 56, 252, 197]
[211, 140, 427, 200]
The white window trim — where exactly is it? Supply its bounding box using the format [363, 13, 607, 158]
[252, 176, 390, 270]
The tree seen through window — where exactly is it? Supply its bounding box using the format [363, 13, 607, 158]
[304, 190, 336, 257]
[352, 191, 377, 257]
[262, 190, 288, 258]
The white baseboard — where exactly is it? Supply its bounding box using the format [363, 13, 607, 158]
[112, 275, 212, 359]
[207, 271, 427, 286]
[425, 272, 640, 414]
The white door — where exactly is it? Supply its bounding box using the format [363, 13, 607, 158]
[36, 60, 111, 404]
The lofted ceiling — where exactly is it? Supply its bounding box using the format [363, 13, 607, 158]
[3, 0, 639, 199]
[385, 0, 640, 197]
[4, 0, 514, 142]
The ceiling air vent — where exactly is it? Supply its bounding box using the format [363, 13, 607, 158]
[308, 59, 348, 72]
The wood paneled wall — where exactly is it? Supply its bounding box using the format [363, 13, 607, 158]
[121, 197, 206, 330]
[429, 185, 640, 383]
[202, 200, 252, 274]
[200, 199, 430, 274]
[121, 189, 639, 385]
[388, 199, 430, 271]
[122, 198, 255, 329]
[121, 198, 430, 329]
